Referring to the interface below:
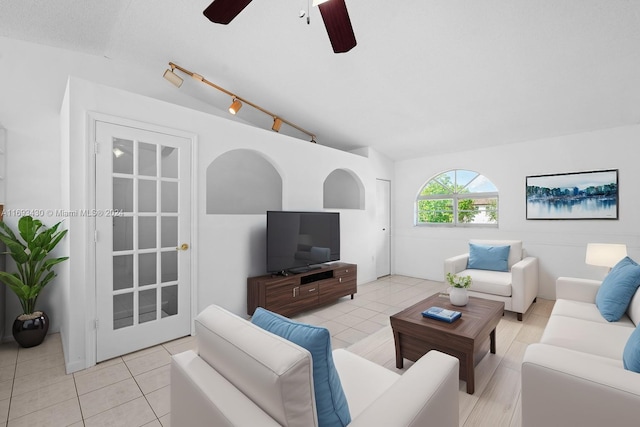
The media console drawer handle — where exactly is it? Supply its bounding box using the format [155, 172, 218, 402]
[339, 277, 342, 283]
[308, 288, 316, 293]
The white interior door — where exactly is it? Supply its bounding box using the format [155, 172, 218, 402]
[376, 179, 391, 278]
[95, 121, 192, 361]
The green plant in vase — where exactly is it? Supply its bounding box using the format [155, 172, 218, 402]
[446, 272, 472, 306]
[446, 272, 472, 289]
[0, 216, 68, 347]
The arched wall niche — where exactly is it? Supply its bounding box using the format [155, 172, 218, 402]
[206, 149, 283, 214]
[323, 168, 365, 210]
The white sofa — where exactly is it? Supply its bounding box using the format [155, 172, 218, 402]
[521, 277, 640, 427]
[171, 305, 460, 426]
[444, 239, 539, 320]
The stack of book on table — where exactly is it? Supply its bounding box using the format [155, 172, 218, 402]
[422, 306, 462, 323]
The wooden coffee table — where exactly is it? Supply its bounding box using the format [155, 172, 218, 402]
[390, 293, 504, 394]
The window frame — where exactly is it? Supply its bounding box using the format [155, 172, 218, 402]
[415, 170, 499, 228]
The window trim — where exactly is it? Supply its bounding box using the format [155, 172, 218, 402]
[415, 170, 499, 227]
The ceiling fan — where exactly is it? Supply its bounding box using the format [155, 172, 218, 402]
[203, 0, 357, 53]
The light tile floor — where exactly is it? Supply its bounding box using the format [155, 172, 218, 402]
[0, 275, 550, 426]
[0, 326, 196, 426]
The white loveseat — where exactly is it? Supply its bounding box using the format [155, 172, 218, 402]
[444, 239, 539, 320]
[171, 304, 460, 426]
[521, 277, 640, 426]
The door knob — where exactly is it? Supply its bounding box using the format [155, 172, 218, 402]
[176, 243, 189, 251]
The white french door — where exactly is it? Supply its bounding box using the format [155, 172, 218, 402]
[95, 121, 192, 362]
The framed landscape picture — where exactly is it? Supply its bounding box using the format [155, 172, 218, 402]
[526, 169, 618, 220]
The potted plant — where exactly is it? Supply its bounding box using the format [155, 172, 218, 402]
[0, 216, 68, 347]
[446, 272, 472, 306]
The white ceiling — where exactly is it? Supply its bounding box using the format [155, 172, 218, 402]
[1, 0, 639, 160]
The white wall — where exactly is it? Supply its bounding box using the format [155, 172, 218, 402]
[0, 36, 231, 340]
[394, 127, 640, 299]
[61, 77, 389, 371]
[1, 37, 393, 372]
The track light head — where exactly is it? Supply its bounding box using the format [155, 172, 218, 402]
[272, 118, 283, 132]
[229, 98, 242, 115]
[164, 62, 315, 141]
[163, 68, 183, 87]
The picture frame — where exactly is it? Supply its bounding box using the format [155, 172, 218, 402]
[526, 169, 618, 220]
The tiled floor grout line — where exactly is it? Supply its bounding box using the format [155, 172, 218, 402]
[71, 373, 84, 426]
[1, 276, 451, 426]
[129, 367, 156, 425]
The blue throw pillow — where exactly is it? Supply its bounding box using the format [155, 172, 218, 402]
[467, 243, 510, 272]
[596, 257, 640, 322]
[623, 325, 640, 372]
[251, 308, 351, 427]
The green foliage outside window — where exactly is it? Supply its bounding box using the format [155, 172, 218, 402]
[417, 199, 453, 223]
[416, 170, 498, 226]
[486, 199, 498, 222]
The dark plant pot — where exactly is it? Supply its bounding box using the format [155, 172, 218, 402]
[13, 311, 49, 348]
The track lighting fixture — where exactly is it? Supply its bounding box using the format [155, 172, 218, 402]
[163, 66, 184, 87]
[163, 62, 316, 143]
[272, 118, 283, 132]
[229, 98, 242, 115]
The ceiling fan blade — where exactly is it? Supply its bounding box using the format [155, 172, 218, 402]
[318, 0, 357, 53]
[203, 0, 253, 25]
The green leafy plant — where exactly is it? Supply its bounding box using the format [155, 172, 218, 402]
[446, 272, 472, 289]
[0, 216, 68, 315]
[417, 174, 480, 224]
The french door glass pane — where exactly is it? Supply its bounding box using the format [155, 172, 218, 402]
[113, 216, 133, 251]
[110, 137, 181, 331]
[161, 146, 178, 178]
[162, 285, 178, 318]
[113, 255, 133, 291]
[161, 217, 178, 248]
[113, 293, 133, 329]
[138, 253, 157, 286]
[139, 180, 157, 212]
[161, 251, 178, 282]
[113, 178, 133, 212]
[161, 182, 178, 213]
[139, 289, 157, 324]
[139, 142, 157, 177]
[138, 217, 156, 249]
[113, 139, 133, 174]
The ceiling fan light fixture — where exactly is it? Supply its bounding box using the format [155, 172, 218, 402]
[272, 118, 283, 132]
[203, 0, 355, 54]
[229, 98, 242, 115]
[163, 68, 183, 87]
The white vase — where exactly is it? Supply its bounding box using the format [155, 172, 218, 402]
[449, 287, 469, 306]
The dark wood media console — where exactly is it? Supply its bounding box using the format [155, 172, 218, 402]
[247, 262, 357, 317]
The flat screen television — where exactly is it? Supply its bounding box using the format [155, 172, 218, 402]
[267, 211, 340, 274]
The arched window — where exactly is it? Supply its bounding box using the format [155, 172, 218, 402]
[415, 169, 499, 226]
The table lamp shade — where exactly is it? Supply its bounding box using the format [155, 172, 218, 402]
[585, 243, 628, 268]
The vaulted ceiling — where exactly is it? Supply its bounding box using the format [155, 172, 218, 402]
[1, 0, 639, 160]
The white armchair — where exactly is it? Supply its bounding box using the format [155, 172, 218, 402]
[444, 239, 539, 321]
[171, 305, 460, 427]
